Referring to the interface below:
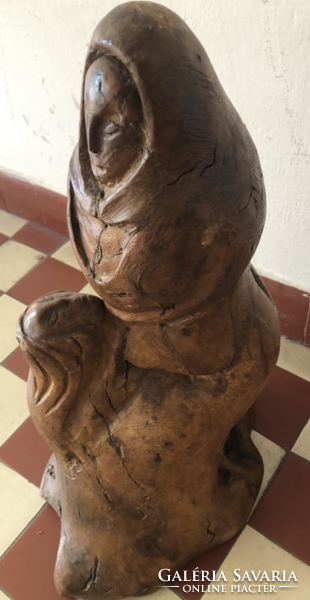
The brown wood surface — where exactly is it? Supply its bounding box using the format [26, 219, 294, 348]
[17, 2, 280, 599]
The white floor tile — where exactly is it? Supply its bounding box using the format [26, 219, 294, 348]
[0, 209, 27, 236]
[0, 294, 26, 361]
[202, 526, 310, 598]
[277, 336, 310, 382]
[52, 240, 81, 270]
[0, 240, 45, 292]
[0, 462, 45, 556]
[292, 419, 310, 462]
[251, 431, 286, 506]
[0, 366, 28, 445]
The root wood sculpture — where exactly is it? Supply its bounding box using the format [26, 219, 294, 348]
[17, 3, 280, 599]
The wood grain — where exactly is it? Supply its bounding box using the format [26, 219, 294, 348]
[17, 3, 280, 598]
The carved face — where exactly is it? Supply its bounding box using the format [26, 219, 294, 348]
[20, 291, 105, 341]
[84, 55, 144, 186]
[68, 2, 266, 324]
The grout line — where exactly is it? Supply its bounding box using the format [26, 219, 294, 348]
[0, 361, 27, 383]
[2, 237, 47, 262]
[248, 523, 310, 569]
[250, 449, 290, 514]
[0, 586, 13, 600]
[0, 502, 47, 561]
[252, 426, 289, 453]
[1, 215, 69, 256]
[0, 456, 41, 489]
[290, 449, 310, 467]
[50, 254, 82, 273]
[210, 528, 243, 573]
[47, 237, 69, 256]
[169, 528, 244, 600]
[282, 334, 310, 351]
[5, 253, 48, 300]
[4, 251, 84, 304]
[15, 237, 68, 258]
[0, 191, 8, 212]
[277, 335, 310, 383]
[248, 452, 310, 567]
[0, 357, 26, 379]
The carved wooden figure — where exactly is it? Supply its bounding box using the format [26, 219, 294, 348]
[17, 3, 280, 599]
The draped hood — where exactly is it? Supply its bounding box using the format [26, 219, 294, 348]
[68, 1, 266, 323]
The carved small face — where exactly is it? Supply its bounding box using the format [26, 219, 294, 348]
[19, 291, 105, 341]
[84, 55, 144, 185]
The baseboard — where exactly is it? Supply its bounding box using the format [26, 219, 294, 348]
[0, 170, 67, 237]
[261, 277, 309, 346]
[0, 169, 309, 345]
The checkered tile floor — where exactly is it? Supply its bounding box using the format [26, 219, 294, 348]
[0, 208, 309, 600]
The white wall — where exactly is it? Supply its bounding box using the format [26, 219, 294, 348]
[0, 0, 309, 291]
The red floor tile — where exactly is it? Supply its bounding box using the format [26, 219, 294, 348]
[250, 453, 310, 565]
[0, 233, 8, 246]
[262, 277, 309, 343]
[0, 506, 68, 600]
[173, 538, 237, 600]
[0, 417, 51, 487]
[12, 222, 68, 254]
[254, 366, 310, 449]
[8, 257, 86, 305]
[3, 347, 29, 381]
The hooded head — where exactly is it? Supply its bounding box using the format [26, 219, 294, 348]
[68, 1, 265, 323]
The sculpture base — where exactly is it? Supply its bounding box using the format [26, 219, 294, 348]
[40, 408, 263, 600]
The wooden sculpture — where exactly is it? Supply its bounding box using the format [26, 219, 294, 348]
[17, 2, 280, 599]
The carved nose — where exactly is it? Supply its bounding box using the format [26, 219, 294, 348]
[22, 302, 57, 340]
[21, 292, 73, 340]
[54, 543, 100, 599]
